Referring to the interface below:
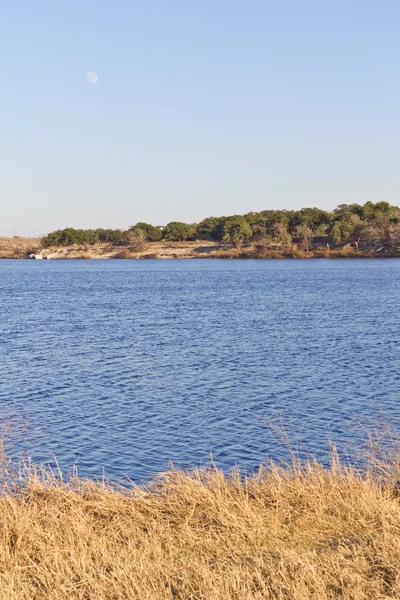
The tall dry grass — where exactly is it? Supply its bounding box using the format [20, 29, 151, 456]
[2, 441, 400, 599]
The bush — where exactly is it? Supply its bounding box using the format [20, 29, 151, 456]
[113, 249, 133, 259]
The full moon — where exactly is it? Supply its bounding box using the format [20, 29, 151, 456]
[86, 71, 98, 84]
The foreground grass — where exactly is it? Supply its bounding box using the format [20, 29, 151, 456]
[1, 453, 400, 599]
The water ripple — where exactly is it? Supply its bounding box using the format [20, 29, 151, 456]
[1, 259, 400, 482]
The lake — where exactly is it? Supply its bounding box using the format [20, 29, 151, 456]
[1, 258, 399, 482]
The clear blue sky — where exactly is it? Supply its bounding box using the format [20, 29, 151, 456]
[1, 1, 399, 236]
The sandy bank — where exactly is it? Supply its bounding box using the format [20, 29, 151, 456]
[1, 237, 400, 259]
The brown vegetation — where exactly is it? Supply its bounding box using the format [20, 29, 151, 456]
[2, 444, 400, 599]
[1, 236, 400, 260]
[0, 237, 42, 259]
[113, 248, 134, 259]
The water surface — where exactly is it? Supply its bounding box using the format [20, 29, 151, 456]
[1, 259, 399, 481]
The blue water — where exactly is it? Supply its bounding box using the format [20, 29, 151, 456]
[1, 259, 399, 482]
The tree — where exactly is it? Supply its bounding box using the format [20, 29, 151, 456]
[356, 222, 382, 246]
[295, 225, 313, 252]
[330, 221, 352, 245]
[273, 222, 292, 246]
[222, 216, 252, 247]
[126, 228, 146, 251]
[251, 224, 270, 246]
[360, 201, 391, 221]
[41, 228, 91, 247]
[330, 222, 345, 245]
[292, 208, 330, 231]
[40, 200, 400, 253]
[162, 222, 196, 242]
[196, 217, 223, 241]
[246, 213, 270, 242]
[129, 222, 162, 242]
[261, 210, 292, 233]
[333, 204, 364, 219]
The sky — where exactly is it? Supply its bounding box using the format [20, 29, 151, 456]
[1, 1, 399, 236]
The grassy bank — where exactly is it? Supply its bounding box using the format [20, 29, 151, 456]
[0, 237, 42, 259]
[2, 450, 400, 599]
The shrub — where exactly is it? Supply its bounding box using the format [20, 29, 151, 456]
[113, 249, 133, 259]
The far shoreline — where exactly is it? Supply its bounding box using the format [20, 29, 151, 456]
[1, 237, 399, 260]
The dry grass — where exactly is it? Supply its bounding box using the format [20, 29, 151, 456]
[1, 237, 399, 260]
[2, 445, 400, 600]
[0, 237, 42, 259]
[112, 249, 134, 259]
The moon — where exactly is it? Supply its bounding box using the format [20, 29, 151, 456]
[86, 71, 98, 84]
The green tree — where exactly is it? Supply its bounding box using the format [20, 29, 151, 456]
[330, 221, 353, 245]
[292, 208, 330, 231]
[40, 200, 400, 253]
[129, 222, 162, 242]
[42, 228, 90, 247]
[222, 216, 252, 247]
[330, 222, 345, 245]
[196, 217, 223, 240]
[162, 222, 196, 241]
[260, 210, 292, 233]
[333, 204, 364, 219]
[108, 230, 126, 245]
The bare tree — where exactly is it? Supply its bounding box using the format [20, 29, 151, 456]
[295, 225, 313, 253]
[127, 228, 146, 252]
[273, 222, 292, 247]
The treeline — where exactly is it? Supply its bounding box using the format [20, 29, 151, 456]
[41, 202, 400, 249]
